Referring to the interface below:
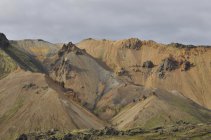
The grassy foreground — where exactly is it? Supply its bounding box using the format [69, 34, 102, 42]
[17, 122, 211, 140]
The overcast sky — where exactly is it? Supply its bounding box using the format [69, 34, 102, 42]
[0, 0, 211, 44]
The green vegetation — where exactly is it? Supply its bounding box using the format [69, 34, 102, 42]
[143, 115, 167, 129]
[166, 93, 211, 123]
[3, 45, 45, 72]
[0, 49, 17, 79]
[0, 96, 24, 123]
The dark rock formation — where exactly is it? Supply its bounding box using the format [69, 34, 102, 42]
[158, 57, 178, 73]
[101, 127, 119, 136]
[157, 57, 178, 79]
[0, 33, 9, 48]
[22, 83, 38, 90]
[63, 133, 73, 140]
[58, 42, 84, 57]
[168, 43, 195, 49]
[122, 38, 142, 50]
[181, 61, 191, 71]
[142, 61, 154, 68]
[16, 134, 27, 140]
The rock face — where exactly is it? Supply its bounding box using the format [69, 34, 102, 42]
[122, 38, 142, 49]
[50, 58, 72, 86]
[58, 42, 84, 57]
[142, 60, 154, 68]
[158, 57, 178, 72]
[0, 33, 9, 48]
[157, 57, 178, 78]
[181, 61, 191, 71]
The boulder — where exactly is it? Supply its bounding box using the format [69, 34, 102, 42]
[122, 38, 142, 50]
[63, 133, 73, 140]
[181, 61, 191, 71]
[142, 61, 154, 68]
[158, 57, 178, 72]
[16, 134, 27, 140]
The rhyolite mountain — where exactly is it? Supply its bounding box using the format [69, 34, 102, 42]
[0, 33, 211, 139]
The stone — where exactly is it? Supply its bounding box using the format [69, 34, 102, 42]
[159, 58, 178, 72]
[63, 133, 73, 140]
[142, 61, 154, 68]
[157, 57, 178, 78]
[16, 134, 27, 140]
[181, 61, 191, 71]
[58, 42, 84, 57]
[102, 127, 119, 135]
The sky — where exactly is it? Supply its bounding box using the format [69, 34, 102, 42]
[0, 0, 211, 45]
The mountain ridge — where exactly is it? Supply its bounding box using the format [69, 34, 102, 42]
[0, 33, 211, 139]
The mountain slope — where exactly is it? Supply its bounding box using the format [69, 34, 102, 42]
[1, 33, 211, 139]
[0, 71, 104, 139]
[49, 42, 120, 110]
[77, 38, 211, 109]
[10, 39, 61, 62]
[112, 89, 211, 130]
[0, 49, 17, 79]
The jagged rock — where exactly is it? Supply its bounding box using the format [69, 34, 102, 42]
[102, 127, 119, 135]
[157, 57, 178, 79]
[158, 58, 178, 72]
[16, 134, 27, 140]
[122, 38, 142, 50]
[0, 33, 9, 48]
[58, 42, 84, 57]
[181, 61, 191, 71]
[142, 61, 154, 68]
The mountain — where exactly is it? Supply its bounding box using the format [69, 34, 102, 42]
[0, 33, 211, 139]
[77, 38, 211, 109]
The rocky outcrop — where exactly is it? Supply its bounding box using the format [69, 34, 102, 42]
[122, 38, 142, 50]
[157, 57, 178, 78]
[50, 58, 72, 85]
[0, 33, 9, 48]
[142, 60, 154, 68]
[181, 60, 191, 71]
[58, 42, 84, 57]
[158, 57, 178, 72]
[168, 43, 195, 49]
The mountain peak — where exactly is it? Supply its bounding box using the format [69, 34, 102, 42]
[0, 33, 9, 48]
